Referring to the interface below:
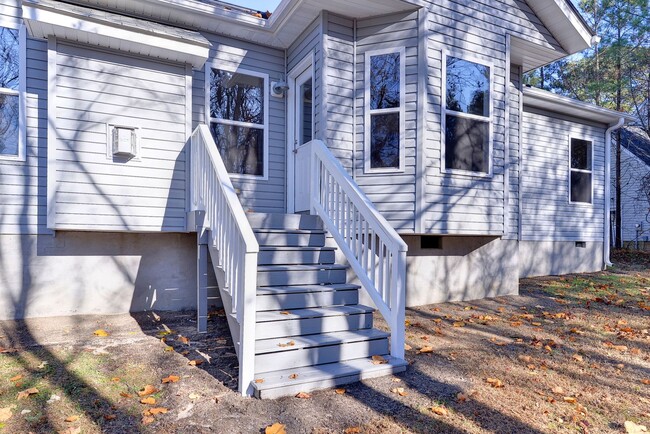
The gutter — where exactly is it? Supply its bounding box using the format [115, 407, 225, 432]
[604, 117, 626, 267]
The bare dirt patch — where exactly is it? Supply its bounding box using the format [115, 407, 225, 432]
[0, 249, 648, 433]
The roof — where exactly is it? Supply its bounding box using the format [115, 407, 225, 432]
[522, 86, 637, 125]
[621, 126, 650, 167]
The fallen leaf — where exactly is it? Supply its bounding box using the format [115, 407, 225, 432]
[0, 407, 13, 422]
[93, 329, 109, 337]
[188, 393, 200, 400]
[149, 407, 168, 415]
[104, 414, 116, 421]
[254, 379, 264, 384]
[64, 415, 80, 422]
[188, 359, 203, 366]
[641, 379, 650, 385]
[572, 354, 584, 362]
[344, 428, 361, 434]
[9, 375, 23, 382]
[295, 392, 311, 399]
[486, 378, 503, 388]
[335, 388, 346, 395]
[563, 396, 577, 404]
[164, 346, 174, 352]
[624, 420, 648, 433]
[140, 397, 156, 405]
[265, 422, 287, 434]
[16, 387, 39, 400]
[431, 406, 448, 416]
[277, 340, 296, 348]
[391, 387, 408, 396]
[404, 343, 412, 351]
[552, 386, 565, 395]
[119, 392, 133, 398]
[110, 377, 120, 382]
[280, 311, 291, 315]
[518, 355, 532, 363]
[289, 373, 298, 379]
[141, 416, 155, 425]
[371, 355, 388, 364]
[162, 375, 180, 384]
[417, 346, 434, 354]
[179, 336, 190, 344]
[453, 321, 465, 327]
[137, 385, 159, 397]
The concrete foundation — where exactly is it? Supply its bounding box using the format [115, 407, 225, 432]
[518, 240, 604, 278]
[0, 232, 200, 320]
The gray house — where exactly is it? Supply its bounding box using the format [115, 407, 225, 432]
[0, 0, 634, 397]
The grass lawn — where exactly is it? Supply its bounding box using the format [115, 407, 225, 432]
[0, 249, 648, 433]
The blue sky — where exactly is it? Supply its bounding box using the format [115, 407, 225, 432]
[226, 0, 282, 12]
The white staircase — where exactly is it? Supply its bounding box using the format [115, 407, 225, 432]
[189, 125, 408, 398]
[245, 212, 407, 398]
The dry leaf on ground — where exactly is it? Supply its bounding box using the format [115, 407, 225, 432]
[162, 375, 180, 384]
[344, 428, 361, 434]
[254, 378, 264, 384]
[188, 359, 203, 366]
[417, 346, 434, 354]
[179, 336, 190, 344]
[265, 422, 287, 434]
[17, 387, 39, 400]
[141, 416, 155, 425]
[295, 392, 311, 399]
[9, 374, 22, 382]
[625, 421, 648, 433]
[371, 355, 387, 364]
[137, 385, 159, 397]
[0, 407, 13, 422]
[140, 397, 156, 405]
[104, 414, 116, 421]
[431, 406, 448, 416]
[93, 329, 109, 337]
[64, 415, 80, 422]
[391, 387, 408, 396]
[119, 392, 133, 398]
[486, 378, 504, 388]
[149, 407, 168, 415]
[335, 388, 346, 395]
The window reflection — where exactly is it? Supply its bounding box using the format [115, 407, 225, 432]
[371, 113, 400, 168]
[300, 81, 312, 145]
[0, 26, 19, 157]
[370, 53, 400, 110]
[209, 68, 266, 176]
[446, 57, 489, 117]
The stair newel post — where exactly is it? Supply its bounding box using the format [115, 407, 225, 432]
[239, 250, 258, 396]
[310, 141, 321, 216]
[390, 249, 407, 359]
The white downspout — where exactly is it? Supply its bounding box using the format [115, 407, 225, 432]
[604, 117, 625, 267]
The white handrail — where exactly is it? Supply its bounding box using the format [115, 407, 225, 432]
[310, 140, 407, 359]
[189, 124, 258, 396]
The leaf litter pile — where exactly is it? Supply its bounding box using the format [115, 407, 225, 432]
[0, 249, 648, 433]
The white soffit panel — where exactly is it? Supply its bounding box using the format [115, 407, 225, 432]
[22, 0, 210, 68]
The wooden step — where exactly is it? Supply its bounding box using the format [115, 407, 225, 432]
[247, 212, 323, 230]
[256, 264, 347, 286]
[255, 330, 389, 373]
[255, 305, 374, 339]
[254, 229, 326, 247]
[251, 355, 408, 399]
[258, 246, 336, 265]
[256, 284, 359, 311]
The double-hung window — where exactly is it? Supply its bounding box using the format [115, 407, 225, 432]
[443, 54, 492, 174]
[365, 48, 404, 172]
[0, 26, 20, 160]
[208, 67, 268, 178]
[569, 137, 592, 204]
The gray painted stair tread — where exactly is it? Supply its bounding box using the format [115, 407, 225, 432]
[253, 229, 326, 234]
[256, 305, 374, 322]
[251, 356, 408, 397]
[257, 264, 347, 272]
[255, 329, 389, 354]
[247, 213, 322, 230]
[256, 283, 360, 295]
[258, 246, 336, 251]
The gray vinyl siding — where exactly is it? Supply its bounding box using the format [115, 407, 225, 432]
[521, 108, 606, 241]
[505, 64, 522, 240]
[353, 11, 419, 232]
[615, 147, 650, 242]
[0, 1, 47, 235]
[52, 42, 188, 231]
[288, 16, 323, 141]
[193, 33, 286, 214]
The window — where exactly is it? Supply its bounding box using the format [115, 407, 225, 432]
[208, 68, 268, 178]
[443, 55, 492, 174]
[0, 26, 20, 160]
[570, 137, 592, 204]
[365, 48, 404, 172]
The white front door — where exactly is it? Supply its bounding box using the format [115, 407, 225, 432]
[287, 57, 314, 213]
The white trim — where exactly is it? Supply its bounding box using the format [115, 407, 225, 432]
[46, 36, 57, 230]
[0, 24, 26, 162]
[604, 118, 625, 266]
[415, 8, 426, 234]
[363, 46, 406, 174]
[204, 63, 270, 181]
[440, 49, 494, 178]
[503, 34, 511, 236]
[286, 52, 314, 213]
[568, 135, 594, 205]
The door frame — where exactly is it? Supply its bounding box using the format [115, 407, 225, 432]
[286, 52, 314, 213]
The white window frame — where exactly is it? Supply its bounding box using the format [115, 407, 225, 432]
[204, 63, 269, 180]
[440, 50, 493, 177]
[364, 47, 405, 173]
[568, 135, 594, 205]
[0, 23, 26, 162]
